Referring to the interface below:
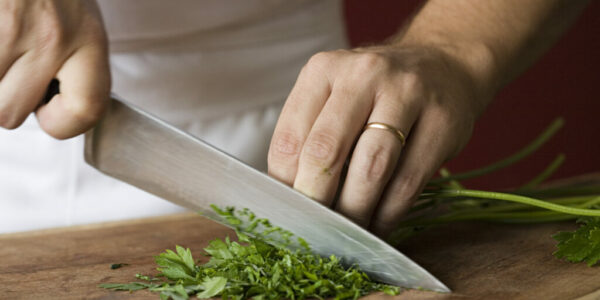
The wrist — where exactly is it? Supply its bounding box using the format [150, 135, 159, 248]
[391, 36, 501, 105]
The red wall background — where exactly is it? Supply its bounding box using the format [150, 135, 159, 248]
[344, 1, 600, 189]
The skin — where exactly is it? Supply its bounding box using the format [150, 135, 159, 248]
[0, 0, 109, 139]
[268, 0, 590, 237]
[0, 0, 589, 237]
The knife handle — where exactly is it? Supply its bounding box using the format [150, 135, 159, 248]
[42, 79, 60, 105]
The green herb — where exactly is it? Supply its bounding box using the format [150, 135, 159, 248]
[428, 118, 564, 184]
[101, 207, 401, 299]
[553, 217, 600, 266]
[110, 263, 129, 269]
[390, 118, 600, 268]
[100, 282, 156, 291]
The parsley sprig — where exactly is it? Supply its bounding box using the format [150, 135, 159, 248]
[389, 118, 600, 266]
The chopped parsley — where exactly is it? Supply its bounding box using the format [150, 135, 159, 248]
[110, 263, 129, 270]
[100, 206, 401, 299]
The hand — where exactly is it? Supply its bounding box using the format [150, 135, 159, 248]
[268, 45, 490, 237]
[0, 0, 110, 139]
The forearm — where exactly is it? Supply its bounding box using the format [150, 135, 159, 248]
[391, 0, 589, 101]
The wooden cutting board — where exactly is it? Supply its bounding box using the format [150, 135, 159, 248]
[1, 211, 599, 300]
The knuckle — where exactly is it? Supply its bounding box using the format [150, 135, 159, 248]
[269, 131, 302, 162]
[302, 130, 342, 166]
[426, 103, 455, 126]
[0, 11, 20, 46]
[354, 143, 395, 183]
[308, 51, 333, 66]
[37, 16, 65, 50]
[355, 53, 387, 71]
[399, 71, 424, 94]
[432, 105, 453, 122]
[302, 51, 334, 74]
[80, 17, 108, 45]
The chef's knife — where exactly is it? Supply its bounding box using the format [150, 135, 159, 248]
[83, 96, 450, 292]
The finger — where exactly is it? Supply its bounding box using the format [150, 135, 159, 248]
[293, 81, 373, 206]
[268, 53, 332, 185]
[335, 92, 419, 227]
[0, 2, 25, 78]
[36, 43, 110, 139]
[369, 110, 458, 237]
[0, 51, 57, 129]
[0, 52, 23, 81]
[0, 44, 22, 81]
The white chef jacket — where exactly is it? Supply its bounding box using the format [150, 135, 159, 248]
[0, 0, 347, 233]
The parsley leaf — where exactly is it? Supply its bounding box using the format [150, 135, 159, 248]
[553, 217, 600, 266]
[196, 277, 227, 298]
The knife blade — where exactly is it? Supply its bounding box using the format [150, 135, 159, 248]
[84, 96, 450, 292]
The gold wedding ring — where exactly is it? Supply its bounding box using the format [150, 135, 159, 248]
[363, 122, 407, 146]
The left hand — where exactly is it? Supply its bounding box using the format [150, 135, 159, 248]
[268, 45, 490, 237]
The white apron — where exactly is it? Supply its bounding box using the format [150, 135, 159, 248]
[0, 0, 347, 233]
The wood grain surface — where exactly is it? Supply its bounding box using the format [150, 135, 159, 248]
[1, 212, 599, 299]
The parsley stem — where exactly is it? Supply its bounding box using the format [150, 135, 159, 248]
[413, 193, 596, 215]
[435, 190, 600, 216]
[401, 196, 600, 226]
[518, 153, 565, 190]
[438, 168, 464, 189]
[400, 211, 572, 226]
[450, 195, 598, 214]
[429, 118, 564, 184]
[517, 185, 600, 198]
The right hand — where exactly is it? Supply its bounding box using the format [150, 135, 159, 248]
[0, 0, 110, 139]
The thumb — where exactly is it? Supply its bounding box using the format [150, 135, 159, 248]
[36, 44, 111, 139]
